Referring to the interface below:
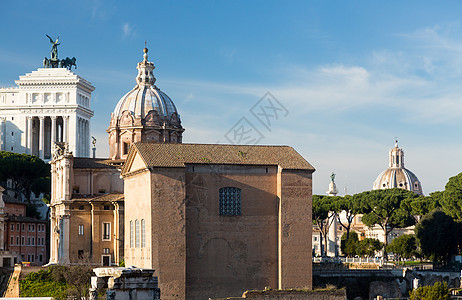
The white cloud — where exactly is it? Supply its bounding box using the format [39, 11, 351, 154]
[122, 22, 135, 39]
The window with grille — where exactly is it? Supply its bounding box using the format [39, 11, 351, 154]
[130, 221, 134, 248]
[135, 220, 140, 248]
[219, 187, 241, 216]
[102, 223, 111, 240]
[141, 219, 146, 248]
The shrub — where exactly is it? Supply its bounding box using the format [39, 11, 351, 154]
[409, 281, 449, 300]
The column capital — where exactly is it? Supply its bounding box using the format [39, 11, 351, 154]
[26, 116, 33, 120]
[39, 116, 45, 120]
[51, 116, 58, 120]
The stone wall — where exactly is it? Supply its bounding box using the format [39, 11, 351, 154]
[211, 289, 346, 300]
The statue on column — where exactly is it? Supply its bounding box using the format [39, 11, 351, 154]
[327, 171, 338, 196]
[47, 35, 60, 60]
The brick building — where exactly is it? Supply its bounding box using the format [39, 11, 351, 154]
[121, 143, 314, 299]
[3, 194, 47, 265]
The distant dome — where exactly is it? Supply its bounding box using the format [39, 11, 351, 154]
[372, 141, 423, 195]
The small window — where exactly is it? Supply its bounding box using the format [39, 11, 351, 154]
[78, 225, 84, 235]
[219, 187, 241, 216]
[141, 219, 146, 248]
[10, 224, 14, 231]
[130, 220, 134, 248]
[39, 254, 43, 262]
[79, 206, 84, 210]
[102, 223, 111, 241]
[78, 250, 84, 259]
[10, 236, 14, 244]
[16, 224, 19, 231]
[135, 220, 140, 248]
[31, 224, 35, 232]
[103, 205, 110, 210]
[22, 224, 25, 231]
[16, 236, 19, 245]
[123, 142, 130, 155]
[103, 248, 110, 254]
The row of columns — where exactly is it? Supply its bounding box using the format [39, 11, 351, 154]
[77, 117, 90, 157]
[26, 116, 69, 160]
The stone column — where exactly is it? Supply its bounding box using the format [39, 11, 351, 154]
[51, 116, 57, 147]
[77, 118, 81, 157]
[61, 213, 71, 264]
[49, 209, 57, 264]
[26, 117, 33, 154]
[39, 116, 45, 159]
[63, 116, 69, 143]
[0, 117, 5, 151]
[63, 158, 71, 201]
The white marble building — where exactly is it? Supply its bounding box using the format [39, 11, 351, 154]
[0, 68, 95, 160]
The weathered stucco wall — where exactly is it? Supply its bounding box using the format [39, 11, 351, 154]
[186, 164, 279, 299]
[278, 169, 313, 290]
[150, 168, 186, 300]
[124, 170, 152, 268]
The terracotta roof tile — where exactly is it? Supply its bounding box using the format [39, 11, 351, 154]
[122, 143, 314, 175]
[73, 158, 122, 169]
[71, 193, 124, 202]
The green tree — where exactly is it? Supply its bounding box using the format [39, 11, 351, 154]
[0, 151, 51, 204]
[415, 209, 459, 264]
[312, 195, 335, 257]
[409, 281, 449, 300]
[357, 238, 383, 257]
[387, 234, 418, 264]
[355, 188, 417, 259]
[341, 231, 359, 257]
[331, 195, 361, 239]
[441, 172, 462, 221]
[405, 195, 441, 223]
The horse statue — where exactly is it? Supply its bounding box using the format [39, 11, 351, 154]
[60, 57, 77, 70]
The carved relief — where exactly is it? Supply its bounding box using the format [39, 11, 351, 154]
[144, 110, 161, 126]
[119, 110, 134, 126]
[169, 112, 180, 127]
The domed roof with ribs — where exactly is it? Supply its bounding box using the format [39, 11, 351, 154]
[112, 47, 181, 127]
[372, 141, 423, 195]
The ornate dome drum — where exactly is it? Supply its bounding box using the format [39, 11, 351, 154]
[107, 48, 184, 160]
[372, 141, 423, 195]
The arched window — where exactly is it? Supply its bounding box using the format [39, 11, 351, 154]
[219, 187, 241, 216]
[130, 221, 134, 248]
[135, 220, 140, 248]
[141, 219, 146, 248]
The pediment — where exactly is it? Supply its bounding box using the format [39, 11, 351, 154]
[127, 151, 147, 174]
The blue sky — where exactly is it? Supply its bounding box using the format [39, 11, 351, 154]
[1, 1, 462, 195]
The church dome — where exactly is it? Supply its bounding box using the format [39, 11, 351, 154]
[112, 47, 181, 127]
[372, 141, 423, 195]
[114, 85, 180, 124]
[107, 47, 184, 160]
